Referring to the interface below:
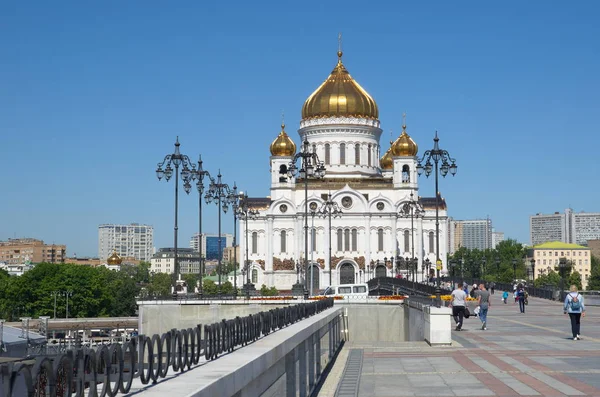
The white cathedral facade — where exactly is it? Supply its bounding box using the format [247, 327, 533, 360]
[238, 50, 449, 292]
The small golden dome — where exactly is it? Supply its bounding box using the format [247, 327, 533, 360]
[391, 124, 418, 157]
[380, 143, 393, 170]
[107, 250, 122, 265]
[270, 124, 296, 156]
[302, 51, 378, 121]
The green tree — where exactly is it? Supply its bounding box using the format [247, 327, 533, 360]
[567, 271, 583, 291]
[219, 281, 234, 295]
[587, 255, 600, 290]
[183, 273, 198, 292]
[203, 279, 218, 295]
[148, 273, 172, 296]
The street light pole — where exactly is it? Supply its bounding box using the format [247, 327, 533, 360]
[229, 184, 239, 296]
[512, 258, 517, 281]
[237, 192, 258, 297]
[191, 156, 210, 297]
[51, 291, 59, 319]
[399, 192, 425, 283]
[63, 290, 73, 319]
[317, 193, 342, 287]
[417, 132, 458, 307]
[288, 140, 326, 293]
[310, 205, 317, 295]
[205, 171, 234, 289]
[156, 137, 194, 283]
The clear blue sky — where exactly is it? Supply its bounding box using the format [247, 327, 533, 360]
[2, 1, 599, 257]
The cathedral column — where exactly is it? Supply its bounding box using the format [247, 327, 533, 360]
[417, 216, 424, 281]
[365, 215, 371, 279]
[266, 217, 274, 286]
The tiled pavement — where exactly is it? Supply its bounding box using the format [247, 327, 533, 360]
[336, 294, 600, 397]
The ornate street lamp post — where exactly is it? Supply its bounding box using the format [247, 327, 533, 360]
[512, 258, 517, 281]
[317, 192, 341, 287]
[495, 256, 501, 276]
[288, 140, 326, 292]
[190, 155, 210, 297]
[399, 192, 425, 283]
[63, 290, 73, 319]
[156, 137, 195, 282]
[424, 258, 431, 283]
[205, 171, 234, 288]
[416, 132, 457, 307]
[237, 192, 259, 298]
[530, 258, 536, 284]
[228, 184, 240, 296]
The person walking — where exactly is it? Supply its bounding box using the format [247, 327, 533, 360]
[451, 283, 468, 331]
[517, 284, 526, 313]
[502, 290, 509, 304]
[564, 284, 585, 340]
[490, 282, 495, 295]
[477, 283, 490, 330]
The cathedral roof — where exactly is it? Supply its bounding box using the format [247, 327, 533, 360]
[301, 50, 378, 121]
[380, 144, 393, 170]
[107, 250, 122, 265]
[418, 193, 447, 210]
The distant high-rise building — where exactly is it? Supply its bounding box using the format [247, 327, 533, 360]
[530, 209, 600, 246]
[530, 212, 568, 246]
[448, 219, 492, 252]
[98, 223, 154, 261]
[190, 233, 233, 260]
[492, 231, 505, 248]
[0, 238, 66, 264]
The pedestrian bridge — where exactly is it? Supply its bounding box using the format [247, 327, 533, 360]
[2, 285, 600, 397]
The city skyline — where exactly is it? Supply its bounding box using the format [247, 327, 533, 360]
[2, 2, 599, 257]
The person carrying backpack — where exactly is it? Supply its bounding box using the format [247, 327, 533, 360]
[564, 284, 586, 340]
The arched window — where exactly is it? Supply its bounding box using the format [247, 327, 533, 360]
[404, 230, 410, 253]
[252, 232, 258, 254]
[429, 232, 434, 253]
[280, 230, 287, 253]
[252, 269, 258, 283]
[351, 229, 357, 251]
[368, 144, 372, 166]
[378, 228, 384, 252]
[337, 229, 343, 251]
[325, 144, 330, 165]
[402, 164, 410, 183]
[344, 229, 350, 251]
[340, 143, 346, 165]
[355, 144, 360, 165]
[311, 227, 316, 252]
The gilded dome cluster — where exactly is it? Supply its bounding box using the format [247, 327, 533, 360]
[301, 51, 378, 121]
[270, 124, 296, 157]
[107, 250, 122, 265]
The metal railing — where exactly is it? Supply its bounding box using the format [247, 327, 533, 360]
[0, 298, 334, 397]
[367, 277, 452, 297]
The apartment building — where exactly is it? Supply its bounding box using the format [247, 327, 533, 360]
[530, 209, 600, 246]
[530, 241, 592, 290]
[98, 223, 154, 261]
[150, 248, 200, 275]
[0, 238, 66, 264]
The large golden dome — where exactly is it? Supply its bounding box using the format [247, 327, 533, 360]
[270, 124, 296, 156]
[302, 51, 378, 121]
[391, 124, 418, 157]
[107, 250, 122, 265]
[380, 143, 393, 170]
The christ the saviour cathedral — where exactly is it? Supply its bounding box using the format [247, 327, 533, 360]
[239, 49, 448, 292]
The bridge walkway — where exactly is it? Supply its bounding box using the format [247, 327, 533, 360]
[322, 293, 600, 397]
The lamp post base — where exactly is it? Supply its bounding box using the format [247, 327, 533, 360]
[291, 283, 305, 297]
[242, 283, 257, 299]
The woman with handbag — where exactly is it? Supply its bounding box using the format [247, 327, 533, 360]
[477, 283, 491, 330]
